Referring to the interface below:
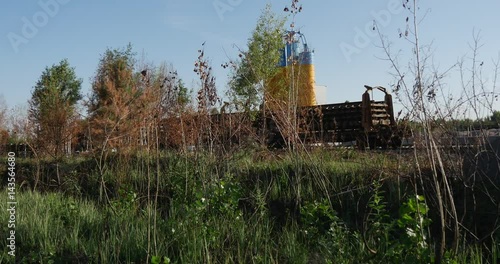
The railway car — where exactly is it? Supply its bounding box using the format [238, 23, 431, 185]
[259, 85, 402, 149]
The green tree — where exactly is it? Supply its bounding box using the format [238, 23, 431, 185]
[29, 59, 82, 158]
[228, 4, 286, 111]
[490, 110, 500, 125]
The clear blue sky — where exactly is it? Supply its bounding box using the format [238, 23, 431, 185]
[1, 0, 500, 115]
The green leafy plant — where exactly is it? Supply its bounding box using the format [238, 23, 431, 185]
[364, 181, 433, 263]
[394, 195, 432, 263]
[151, 255, 171, 264]
[300, 199, 355, 262]
[111, 187, 138, 213]
[363, 180, 393, 257]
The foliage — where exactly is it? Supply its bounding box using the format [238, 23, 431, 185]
[0, 95, 7, 139]
[151, 255, 171, 264]
[396, 195, 432, 262]
[28, 59, 82, 158]
[445, 113, 500, 130]
[3, 1, 500, 263]
[150, 63, 191, 117]
[88, 44, 136, 116]
[194, 45, 219, 112]
[361, 181, 434, 263]
[0, 96, 8, 152]
[2, 149, 500, 263]
[174, 79, 190, 109]
[491, 110, 500, 125]
[228, 4, 286, 111]
[88, 44, 139, 151]
[300, 199, 357, 262]
[0, 95, 5, 120]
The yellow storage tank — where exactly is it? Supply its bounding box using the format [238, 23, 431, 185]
[266, 31, 316, 107]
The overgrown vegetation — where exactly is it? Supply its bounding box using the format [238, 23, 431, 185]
[1, 149, 499, 263]
[1, 0, 500, 263]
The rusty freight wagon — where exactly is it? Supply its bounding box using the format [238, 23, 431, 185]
[261, 85, 402, 149]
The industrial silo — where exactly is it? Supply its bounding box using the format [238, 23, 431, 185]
[267, 31, 317, 107]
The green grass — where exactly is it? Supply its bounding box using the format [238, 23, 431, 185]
[0, 191, 168, 263]
[0, 149, 498, 263]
